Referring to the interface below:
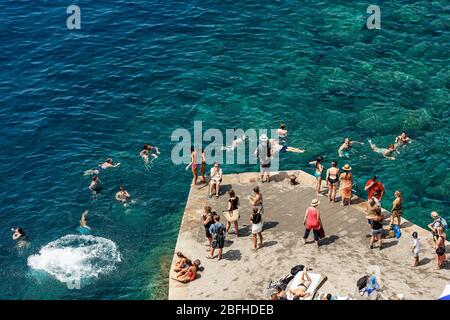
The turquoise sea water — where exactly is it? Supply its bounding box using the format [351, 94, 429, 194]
[0, 1, 448, 299]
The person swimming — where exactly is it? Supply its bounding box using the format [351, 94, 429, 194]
[368, 140, 399, 160]
[140, 144, 160, 170]
[221, 134, 246, 152]
[84, 158, 120, 175]
[115, 186, 130, 203]
[276, 123, 288, 145]
[89, 176, 102, 194]
[77, 210, 91, 234]
[12, 227, 27, 248]
[269, 138, 305, 154]
[338, 138, 364, 158]
[272, 124, 305, 153]
[395, 131, 412, 147]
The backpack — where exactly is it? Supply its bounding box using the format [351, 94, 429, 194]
[440, 217, 448, 229]
[357, 275, 369, 291]
[256, 142, 272, 159]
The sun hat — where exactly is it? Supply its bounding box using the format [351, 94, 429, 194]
[342, 164, 352, 171]
[310, 199, 320, 207]
[431, 211, 439, 218]
[259, 134, 268, 142]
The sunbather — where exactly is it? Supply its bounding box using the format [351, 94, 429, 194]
[172, 259, 201, 283]
[287, 269, 312, 298]
[174, 252, 188, 272]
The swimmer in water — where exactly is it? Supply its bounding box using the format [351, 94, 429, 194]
[80, 210, 91, 230]
[12, 227, 27, 248]
[12, 227, 26, 240]
[115, 186, 130, 203]
[368, 140, 399, 160]
[269, 139, 305, 154]
[84, 158, 120, 175]
[338, 138, 364, 158]
[89, 176, 102, 194]
[140, 144, 160, 170]
[395, 131, 412, 148]
[273, 123, 305, 153]
[221, 134, 246, 152]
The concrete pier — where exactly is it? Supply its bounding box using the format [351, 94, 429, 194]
[169, 170, 449, 300]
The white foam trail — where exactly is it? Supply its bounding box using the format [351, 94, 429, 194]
[28, 235, 121, 287]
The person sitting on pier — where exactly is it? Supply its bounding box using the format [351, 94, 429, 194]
[172, 259, 201, 283]
[174, 252, 188, 273]
[209, 162, 222, 198]
[287, 269, 312, 299]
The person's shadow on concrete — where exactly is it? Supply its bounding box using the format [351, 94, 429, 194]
[320, 235, 339, 246]
[222, 249, 242, 261]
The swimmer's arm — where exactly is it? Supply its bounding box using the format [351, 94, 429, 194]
[308, 161, 315, 166]
[338, 145, 344, 157]
[352, 141, 365, 145]
[152, 146, 160, 154]
[113, 163, 121, 167]
[185, 161, 192, 171]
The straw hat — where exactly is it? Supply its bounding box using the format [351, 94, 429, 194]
[342, 164, 352, 171]
[259, 134, 268, 142]
[431, 211, 439, 218]
[310, 199, 320, 207]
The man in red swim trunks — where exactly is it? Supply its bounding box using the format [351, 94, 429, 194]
[365, 176, 385, 204]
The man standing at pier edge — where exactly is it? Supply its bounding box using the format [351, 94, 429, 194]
[365, 176, 385, 204]
[255, 134, 272, 183]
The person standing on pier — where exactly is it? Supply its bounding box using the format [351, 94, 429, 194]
[202, 206, 215, 248]
[339, 164, 353, 206]
[364, 176, 385, 204]
[255, 134, 272, 183]
[250, 207, 264, 251]
[389, 191, 403, 228]
[303, 199, 322, 247]
[435, 227, 447, 269]
[207, 215, 226, 260]
[326, 161, 340, 203]
[309, 156, 324, 196]
[248, 186, 264, 216]
[224, 190, 240, 236]
[189, 146, 199, 186]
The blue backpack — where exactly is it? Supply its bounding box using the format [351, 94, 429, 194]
[393, 224, 401, 239]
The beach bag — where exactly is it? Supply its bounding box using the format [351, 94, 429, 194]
[393, 224, 401, 239]
[290, 265, 305, 276]
[357, 275, 369, 291]
[318, 226, 325, 239]
[224, 209, 240, 223]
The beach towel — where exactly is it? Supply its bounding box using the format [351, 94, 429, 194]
[286, 272, 327, 300]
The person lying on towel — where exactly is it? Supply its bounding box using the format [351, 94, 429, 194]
[287, 269, 312, 298]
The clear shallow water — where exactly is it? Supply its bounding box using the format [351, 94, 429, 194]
[0, 1, 448, 299]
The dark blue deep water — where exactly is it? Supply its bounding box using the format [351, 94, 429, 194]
[0, 1, 448, 299]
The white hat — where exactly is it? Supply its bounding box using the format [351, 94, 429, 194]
[259, 134, 268, 142]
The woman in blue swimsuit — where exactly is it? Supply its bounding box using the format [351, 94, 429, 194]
[309, 156, 324, 196]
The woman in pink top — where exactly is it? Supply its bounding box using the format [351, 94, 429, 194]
[303, 199, 322, 247]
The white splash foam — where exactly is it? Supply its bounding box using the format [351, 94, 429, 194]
[28, 234, 121, 287]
